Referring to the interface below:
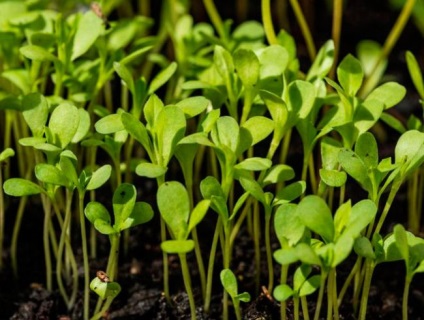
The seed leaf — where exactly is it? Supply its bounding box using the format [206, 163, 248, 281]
[337, 54, 363, 96]
[3, 178, 44, 196]
[273, 284, 294, 302]
[71, 11, 104, 61]
[120, 202, 154, 230]
[86, 165, 112, 190]
[148, 62, 178, 95]
[112, 184, 137, 229]
[85, 202, 111, 225]
[161, 239, 194, 253]
[49, 103, 80, 149]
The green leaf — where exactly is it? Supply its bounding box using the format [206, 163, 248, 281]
[337, 54, 363, 96]
[354, 236, 376, 259]
[233, 48, 260, 87]
[90, 277, 121, 300]
[120, 202, 154, 230]
[394, 224, 409, 264]
[71, 11, 104, 61]
[94, 219, 117, 234]
[211, 116, 239, 153]
[380, 112, 406, 134]
[176, 96, 210, 118]
[214, 46, 234, 82]
[406, 51, 424, 99]
[295, 243, 322, 266]
[338, 148, 371, 192]
[333, 234, 354, 267]
[274, 181, 306, 205]
[113, 62, 134, 94]
[157, 181, 190, 240]
[84, 202, 111, 225]
[306, 40, 335, 81]
[121, 112, 152, 156]
[72, 108, 91, 143]
[353, 99, 384, 135]
[236, 292, 251, 302]
[22, 93, 48, 137]
[319, 169, 347, 187]
[395, 130, 424, 176]
[95, 113, 125, 134]
[297, 195, 335, 243]
[263, 164, 295, 185]
[144, 94, 164, 129]
[274, 203, 304, 246]
[220, 269, 238, 298]
[234, 157, 272, 171]
[148, 62, 178, 94]
[355, 132, 378, 168]
[3, 178, 44, 196]
[86, 165, 111, 190]
[135, 162, 167, 178]
[366, 82, 406, 109]
[161, 239, 194, 253]
[0, 148, 14, 162]
[35, 163, 69, 187]
[20, 45, 57, 61]
[273, 284, 294, 302]
[112, 184, 137, 229]
[274, 248, 299, 265]
[48, 103, 80, 149]
[59, 152, 79, 187]
[156, 106, 186, 165]
[257, 45, 289, 79]
[286, 80, 316, 120]
[293, 264, 311, 292]
[241, 116, 274, 146]
[188, 199, 210, 232]
[299, 275, 321, 297]
[239, 175, 265, 204]
[344, 199, 377, 238]
[334, 201, 352, 236]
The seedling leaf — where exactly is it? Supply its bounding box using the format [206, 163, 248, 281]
[71, 11, 104, 61]
[274, 203, 304, 246]
[188, 199, 210, 232]
[273, 284, 294, 301]
[148, 62, 178, 94]
[120, 202, 154, 230]
[161, 239, 194, 253]
[297, 195, 335, 243]
[95, 114, 125, 134]
[233, 48, 260, 87]
[84, 202, 111, 225]
[35, 163, 69, 187]
[176, 96, 210, 118]
[234, 157, 272, 171]
[90, 277, 121, 300]
[366, 82, 406, 109]
[113, 184, 137, 229]
[337, 54, 363, 96]
[220, 269, 238, 298]
[49, 103, 80, 149]
[135, 162, 167, 178]
[157, 181, 190, 240]
[3, 178, 44, 196]
[86, 165, 112, 190]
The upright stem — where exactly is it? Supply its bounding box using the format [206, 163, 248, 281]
[79, 191, 90, 320]
[330, 0, 343, 79]
[203, 0, 228, 45]
[313, 271, 327, 320]
[41, 194, 52, 291]
[358, 259, 375, 320]
[179, 253, 197, 320]
[204, 217, 221, 312]
[288, 0, 316, 60]
[402, 275, 412, 320]
[261, 0, 278, 45]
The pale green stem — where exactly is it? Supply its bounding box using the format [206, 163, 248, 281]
[358, 259, 375, 320]
[261, 0, 278, 45]
[79, 191, 90, 320]
[313, 271, 327, 320]
[402, 275, 412, 320]
[179, 253, 197, 319]
[330, 0, 343, 79]
[289, 0, 316, 60]
[301, 295, 310, 320]
[204, 218, 221, 312]
[203, 0, 228, 45]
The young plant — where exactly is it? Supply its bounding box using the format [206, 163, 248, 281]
[157, 181, 210, 320]
[85, 183, 154, 318]
[0, 148, 14, 270]
[220, 268, 251, 320]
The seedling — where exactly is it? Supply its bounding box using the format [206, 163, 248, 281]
[157, 181, 210, 319]
[220, 268, 251, 320]
[85, 183, 153, 318]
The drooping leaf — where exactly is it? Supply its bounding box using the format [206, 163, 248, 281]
[86, 165, 112, 190]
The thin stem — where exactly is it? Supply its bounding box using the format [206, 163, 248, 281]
[402, 275, 411, 320]
[330, 0, 343, 80]
[179, 253, 197, 320]
[264, 210, 274, 292]
[203, 0, 228, 45]
[41, 194, 53, 291]
[374, 178, 402, 235]
[293, 296, 300, 320]
[261, 0, 278, 45]
[358, 259, 375, 320]
[361, 0, 416, 95]
[313, 271, 327, 320]
[300, 295, 310, 320]
[288, 0, 316, 60]
[204, 218, 221, 312]
[79, 191, 90, 320]
[280, 265, 289, 320]
[253, 201, 261, 293]
[90, 297, 115, 320]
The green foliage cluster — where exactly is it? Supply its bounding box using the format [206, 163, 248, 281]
[1, 1, 424, 320]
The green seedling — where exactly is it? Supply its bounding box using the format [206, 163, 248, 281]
[157, 181, 210, 320]
[274, 196, 377, 320]
[85, 183, 153, 319]
[273, 264, 320, 320]
[0, 148, 14, 270]
[220, 268, 251, 320]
